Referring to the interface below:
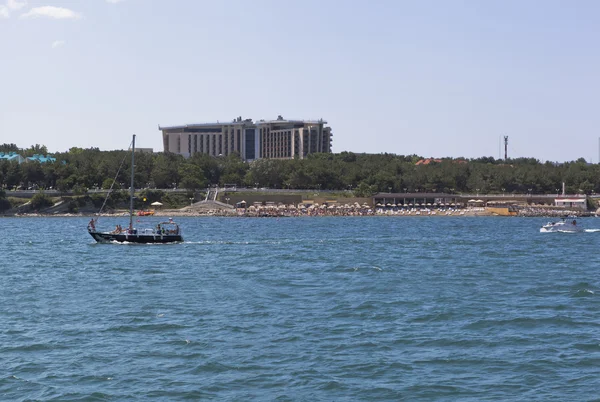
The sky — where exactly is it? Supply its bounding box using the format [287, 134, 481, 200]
[1, 0, 599, 162]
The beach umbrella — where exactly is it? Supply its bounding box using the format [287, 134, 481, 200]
[150, 201, 163, 206]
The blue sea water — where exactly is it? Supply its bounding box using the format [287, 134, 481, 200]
[1, 216, 600, 401]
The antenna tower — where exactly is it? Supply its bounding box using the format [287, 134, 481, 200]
[504, 136, 509, 161]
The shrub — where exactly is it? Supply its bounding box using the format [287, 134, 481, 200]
[0, 198, 11, 212]
[30, 193, 54, 210]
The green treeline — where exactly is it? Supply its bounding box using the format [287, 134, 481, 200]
[0, 143, 598, 197]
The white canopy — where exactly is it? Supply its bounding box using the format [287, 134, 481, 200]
[150, 201, 163, 206]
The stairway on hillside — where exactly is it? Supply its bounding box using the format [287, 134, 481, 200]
[205, 188, 218, 201]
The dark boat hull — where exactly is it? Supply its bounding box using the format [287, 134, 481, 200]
[89, 231, 183, 244]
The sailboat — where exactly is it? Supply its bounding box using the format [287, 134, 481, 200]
[87, 135, 184, 244]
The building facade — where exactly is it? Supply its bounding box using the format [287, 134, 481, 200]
[159, 116, 333, 161]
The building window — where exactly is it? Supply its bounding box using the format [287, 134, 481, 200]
[245, 129, 255, 160]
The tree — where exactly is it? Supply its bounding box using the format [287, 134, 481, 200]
[151, 153, 181, 188]
[0, 189, 10, 212]
[30, 192, 53, 210]
[178, 162, 206, 191]
[5, 162, 23, 189]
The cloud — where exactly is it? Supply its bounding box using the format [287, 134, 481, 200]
[7, 0, 26, 10]
[20, 6, 82, 19]
[106, 0, 125, 3]
[51, 40, 65, 49]
[0, 0, 25, 18]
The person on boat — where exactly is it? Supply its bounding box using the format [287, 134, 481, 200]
[88, 218, 95, 231]
[156, 224, 161, 234]
[572, 220, 577, 225]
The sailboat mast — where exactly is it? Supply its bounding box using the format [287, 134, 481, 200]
[129, 134, 136, 231]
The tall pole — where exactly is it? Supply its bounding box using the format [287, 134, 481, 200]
[129, 134, 136, 231]
[504, 135, 508, 161]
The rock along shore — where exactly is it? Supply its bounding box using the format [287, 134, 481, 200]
[4, 206, 591, 218]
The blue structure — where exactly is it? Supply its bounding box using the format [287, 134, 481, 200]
[26, 154, 56, 163]
[0, 152, 25, 164]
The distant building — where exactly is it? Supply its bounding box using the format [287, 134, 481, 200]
[26, 154, 56, 163]
[415, 158, 442, 165]
[555, 197, 587, 210]
[0, 152, 25, 164]
[159, 116, 333, 161]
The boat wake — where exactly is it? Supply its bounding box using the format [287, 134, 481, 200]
[540, 228, 600, 233]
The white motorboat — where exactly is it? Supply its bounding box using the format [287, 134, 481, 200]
[540, 219, 584, 233]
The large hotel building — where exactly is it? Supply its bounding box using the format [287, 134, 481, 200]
[159, 116, 332, 161]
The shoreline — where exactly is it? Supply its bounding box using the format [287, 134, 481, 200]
[2, 208, 592, 218]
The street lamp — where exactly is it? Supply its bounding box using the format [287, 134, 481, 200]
[225, 197, 230, 205]
[255, 182, 259, 190]
[528, 188, 532, 196]
[388, 186, 392, 193]
[189, 197, 194, 206]
[476, 188, 480, 196]
[502, 188, 505, 196]
[556, 188, 560, 197]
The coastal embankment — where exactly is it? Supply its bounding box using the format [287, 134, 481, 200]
[7, 205, 591, 218]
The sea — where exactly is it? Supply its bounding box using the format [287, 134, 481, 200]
[2, 216, 600, 401]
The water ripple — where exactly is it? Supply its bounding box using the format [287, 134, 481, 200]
[2, 216, 600, 400]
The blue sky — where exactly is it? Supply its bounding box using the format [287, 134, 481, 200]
[1, 0, 599, 162]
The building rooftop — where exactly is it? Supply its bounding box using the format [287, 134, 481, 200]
[0, 152, 23, 160]
[159, 121, 250, 130]
[159, 116, 327, 131]
[26, 154, 57, 163]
